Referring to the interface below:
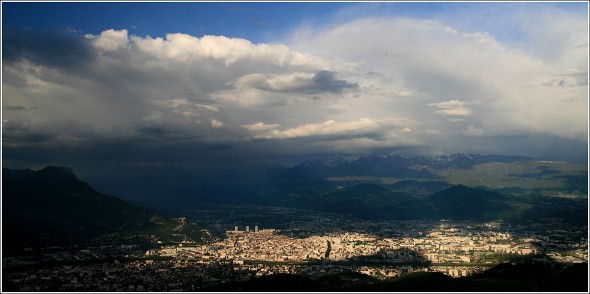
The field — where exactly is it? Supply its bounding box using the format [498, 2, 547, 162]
[324, 160, 587, 198]
[433, 161, 587, 194]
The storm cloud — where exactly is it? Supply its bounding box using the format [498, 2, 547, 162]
[2, 3, 588, 191]
[3, 29, 96, 70]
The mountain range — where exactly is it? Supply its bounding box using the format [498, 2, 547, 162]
[283, 153, 532, 180]
[3, 153, 587, 248]
[141, 153, 584, 223]
[84, 152, 586, 205]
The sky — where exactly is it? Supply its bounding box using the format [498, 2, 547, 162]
[2, 1, 589, 187]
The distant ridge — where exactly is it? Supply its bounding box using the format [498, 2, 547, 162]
[284, 153, 532, 180]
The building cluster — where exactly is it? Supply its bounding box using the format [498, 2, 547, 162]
[2, 244, 144, 268]
[150, 228, 329, 262]
[147, 219, 587, 279]
[170, 221, 584, 262]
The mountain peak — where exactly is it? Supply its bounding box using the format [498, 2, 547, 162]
[448, 184, 468, 190]
[296, 157, 348, 168]
[34, 166, 78, 181]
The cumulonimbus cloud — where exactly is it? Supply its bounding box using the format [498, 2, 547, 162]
[2, 3, 587, 167]
[289, 11, 587, 141]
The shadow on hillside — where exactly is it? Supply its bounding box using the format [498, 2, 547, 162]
[323, 248, 432, 268]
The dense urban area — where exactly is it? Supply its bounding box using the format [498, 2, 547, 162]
[3, 210, 587, 292]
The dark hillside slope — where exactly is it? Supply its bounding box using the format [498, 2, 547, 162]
[3, 166, 202, 249]
[204, 261, 587, 292]
[317, 183, 429, 219]
[426, 185, 510, 220]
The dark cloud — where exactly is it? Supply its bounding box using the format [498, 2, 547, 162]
[311, 70, 358, 93]
[136, 126, 179, 137]
[2, 119, 57, 144]
[239, 70, 358, 96]
[3, 105, 35, 111]
[2, 29, 95, 70]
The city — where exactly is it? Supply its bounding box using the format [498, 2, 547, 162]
[3, 211, 587, 291]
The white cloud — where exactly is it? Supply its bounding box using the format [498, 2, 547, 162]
[462, 32, 505, 52]
[254, 117, 412, 140]
[3, 28, 361, 141]
[210, 119, 224, 128]
[158, 98, 219, 114]
[88, 29, 129, 51]
[242, 122, 280, 132]
[463, 125, 486, 136]
[130, 33, 339, 69]
[210, 87, 273, 108]
[428, 100, 472, 116]
[288, 13, 587, 141]
[397, 90, 414, 97]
